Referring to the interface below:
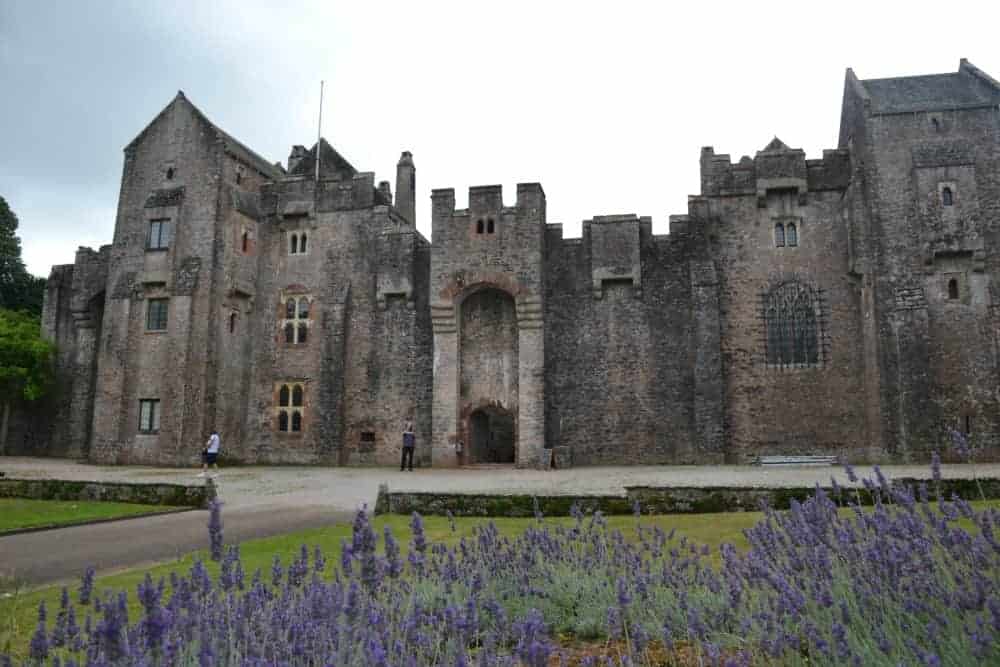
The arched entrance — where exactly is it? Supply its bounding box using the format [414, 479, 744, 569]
[468, 406, 516, 463]
[459, 287, 519, 464]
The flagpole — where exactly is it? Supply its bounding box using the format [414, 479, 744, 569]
[316, 80, 324, 182]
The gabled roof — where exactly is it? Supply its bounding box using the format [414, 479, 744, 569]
[287, 138, 358, 180]
[761, 137, 792, 152]
[125, 92, 283, 180]
[857, 60, 1000, 114]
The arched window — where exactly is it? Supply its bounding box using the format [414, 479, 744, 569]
[476, 219, 484, 234]
[281, 296, 310, 344]
[764, 281, 821, 366]
[774, 223, 785, 248]
[290, 234, 298, 254]
[166, 167, 175, 180]
[229, 312, 237, 334]
[236, 171, 242, 185]
[948, 278, 959, 300]
[931, 117, 940, 132]
[299, 233, 307, 253]
[241, 231, 249, 253]
[487, 219, 495, 234]
[942, 187, 954, 207]
[276, 382, 305, 433]
[787, 223, 798, 247]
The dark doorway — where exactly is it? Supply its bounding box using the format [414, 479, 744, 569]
[469, 408, 515, 464]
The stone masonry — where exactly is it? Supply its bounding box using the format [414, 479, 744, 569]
[35, 60, 1000, 467]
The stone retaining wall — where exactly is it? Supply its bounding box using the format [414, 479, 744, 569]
[0, 478, 215, 508]
[375, 477, 1000, 516]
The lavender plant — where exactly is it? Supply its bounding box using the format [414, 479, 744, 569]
[4, 465, 999, 665]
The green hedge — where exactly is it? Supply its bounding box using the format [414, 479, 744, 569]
[0, 478, 215, 508]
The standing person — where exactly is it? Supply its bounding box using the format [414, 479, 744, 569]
[199, 430, 221, 478]
[401, 420, 415, 472]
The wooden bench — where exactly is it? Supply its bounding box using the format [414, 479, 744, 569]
[752, 455, 838, 467]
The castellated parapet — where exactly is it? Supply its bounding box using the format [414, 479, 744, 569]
[32, 59, 1000, 466]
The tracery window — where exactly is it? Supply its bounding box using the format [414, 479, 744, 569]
[276, 382, 304, 432]
[281, 295, 310, 344]
[763, 281, 821, 366]
[774, 223, 785, 247]
[786, 223, 798, 247]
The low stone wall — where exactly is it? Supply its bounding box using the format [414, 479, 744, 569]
[0, 478, 215, 508]
[376, 477, 1000, 517]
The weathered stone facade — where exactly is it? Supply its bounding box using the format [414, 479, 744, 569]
[39, 60, 1000, 467]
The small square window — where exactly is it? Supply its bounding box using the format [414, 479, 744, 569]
[146, 298, 169, 331]
[139, 399, 160, 433]
[148, 219, 171, 250]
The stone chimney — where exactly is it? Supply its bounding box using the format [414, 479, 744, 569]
[378, 180, 392, 204]
[395, 151, 415, 225]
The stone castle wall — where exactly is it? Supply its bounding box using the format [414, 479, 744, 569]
[34, 61, 1000, 466]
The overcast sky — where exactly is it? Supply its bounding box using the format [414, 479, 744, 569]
[2, 1, 998, 277]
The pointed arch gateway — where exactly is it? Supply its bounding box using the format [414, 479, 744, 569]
[459, 286, 519, 464]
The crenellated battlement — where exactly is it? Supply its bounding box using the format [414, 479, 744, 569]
[700, 140, 850, 203]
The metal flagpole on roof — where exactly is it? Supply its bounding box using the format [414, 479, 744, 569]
[316, 80, 324, 182]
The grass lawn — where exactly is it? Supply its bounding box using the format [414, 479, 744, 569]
[0, 498, 181, 535]
[3, 500, 999, 658]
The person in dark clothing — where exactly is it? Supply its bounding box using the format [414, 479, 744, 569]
[401, 420, 415, 471]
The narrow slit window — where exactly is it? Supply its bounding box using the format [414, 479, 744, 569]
[290, 234, 298, 254]
[787, 223, 798, 247]
[942, 187, 954, 207]
[299, 234, 307, 253]
[476, 219, 484, 234]
[291, 411, 302, 432]
[166, 167, 174, 180]
[279, 384, 290, 407]
[229, 312, 237, 333]
[292, 384, 303, 407]
[774, 223, 785, 248]
[241, 231, 249, 253]
[948, 278, 959, 300]
[965, 415, 972, 436]
[278, 410, 289, 432]
[138, 399, 160, 434]
[487, 219, 495, 234]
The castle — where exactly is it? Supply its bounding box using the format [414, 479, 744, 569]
[39, 59, 1000, 467]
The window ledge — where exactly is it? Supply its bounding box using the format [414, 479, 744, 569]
[145, 247, 170, 253]
[138, 431, 160, 436]
[144, 329, 168, 334]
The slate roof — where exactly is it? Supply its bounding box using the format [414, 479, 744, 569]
[126, 92, 284, 181]
[861, 72, 999, 114]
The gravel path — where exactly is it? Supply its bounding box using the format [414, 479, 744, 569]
[1, 456, 990, 587]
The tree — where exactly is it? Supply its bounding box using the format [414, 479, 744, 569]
[0, 196, 46, 316]
[0, 309, 55, 453]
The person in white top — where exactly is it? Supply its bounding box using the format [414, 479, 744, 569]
[198, 430, 221, 478]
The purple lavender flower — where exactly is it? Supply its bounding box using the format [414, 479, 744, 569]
[28, 602, 48, 661]
[78, 566, 95, 605]
[842, 458, 858, 483]
[949, 427, 971, 460]
[207, 498, 224, 562]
